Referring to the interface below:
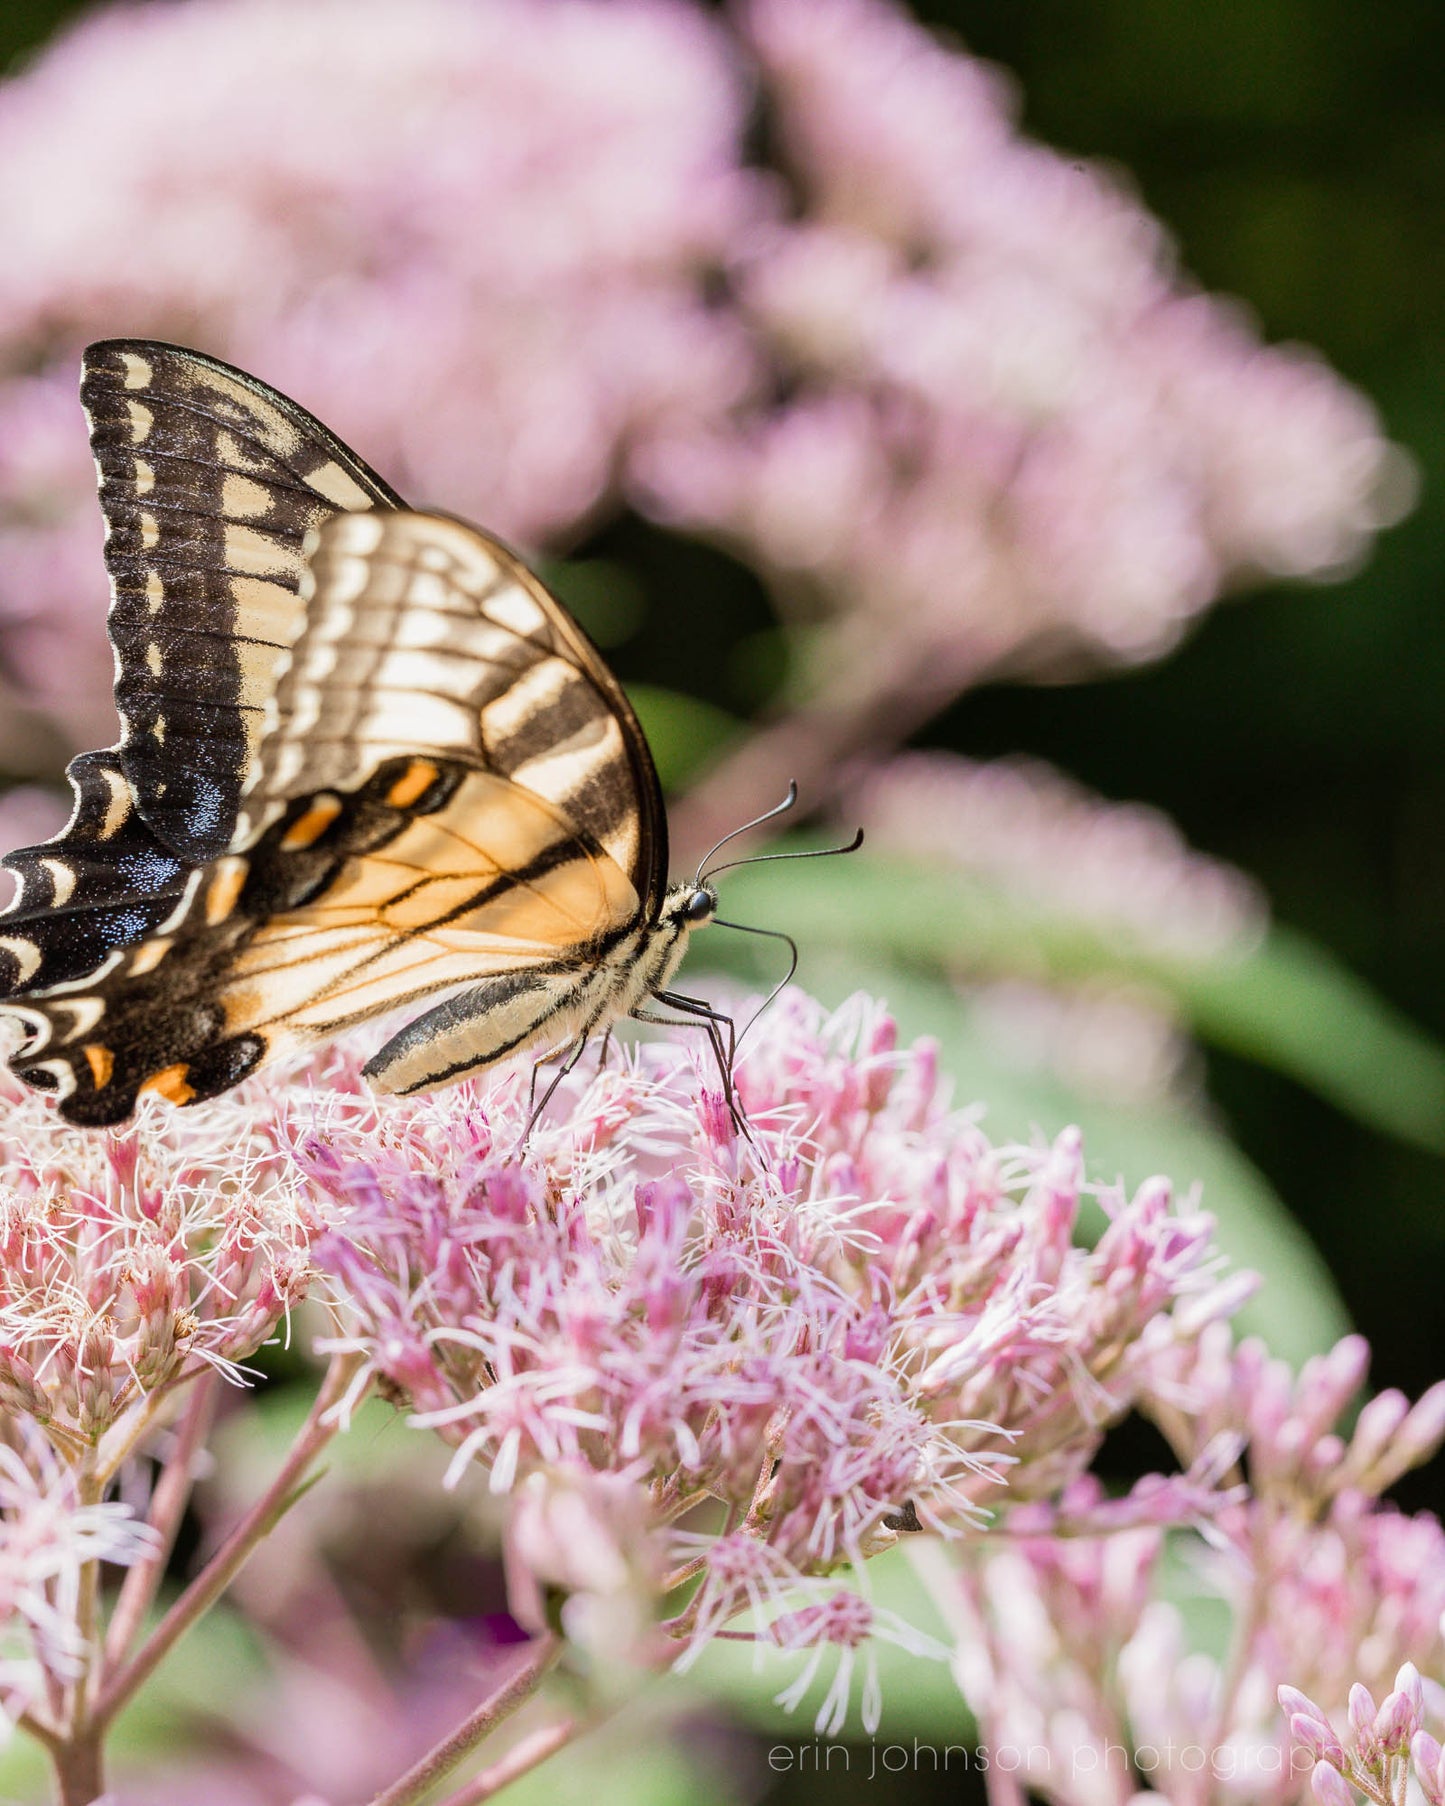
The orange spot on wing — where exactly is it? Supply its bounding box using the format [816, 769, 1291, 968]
[387, 760, 441, 810]
[204, 858, 249, 926]
[128, 938, 173, 976]
[141, 1063, 196, 1106]
[83, 1044, 114, 1090]
[280, 794, 343, 850]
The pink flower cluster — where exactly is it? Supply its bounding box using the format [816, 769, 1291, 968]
[0, 988, 1434, 1783]
[0, 1068, 322, 1446]
[0, 1067, 324, 1748]
[949, 1326, 1445, 1806]
[0, 0, 1410, 772]
[638, 0, 1411, 693]
[281, 991, 1243, 1724]
[1284, 1666, 1441, 1806]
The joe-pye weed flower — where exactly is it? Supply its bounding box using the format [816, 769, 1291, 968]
[290, 992, 1249, 1743]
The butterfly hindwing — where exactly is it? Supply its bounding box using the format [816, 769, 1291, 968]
[83, 339, 402, 863]
[0, 752, 188, 999]
[5, 756, 465, 1123]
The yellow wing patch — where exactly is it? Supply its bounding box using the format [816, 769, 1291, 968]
[215, 770, 640, 1057]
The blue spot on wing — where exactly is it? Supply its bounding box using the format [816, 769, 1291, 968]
[117, 849, 184, 890]
[186, 780, 227, 839]
[102, 909, 151, 947]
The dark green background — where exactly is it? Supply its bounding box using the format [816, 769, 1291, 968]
[3, 0, 1441, 1483]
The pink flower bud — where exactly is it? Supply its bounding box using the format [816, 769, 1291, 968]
[1412, 1731, 1445, 1806]
[696, 1087, 736, 1154]
[1348, 1681, 1376, 1730]
[1397, 1383, 1445, 1469]
[1367, 1665, 1426, 1753]
[1291, 1714, 1347, 1768]
[1279, 1683, 1337, 1740]
[1311, 1760, 1357, 1806]
[1296, 1336, 1369, 1441]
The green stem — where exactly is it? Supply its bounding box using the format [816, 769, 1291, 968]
[91, 1350, 367, 1730]
[101, 1372, 220, 1675]
[435, 1714, 585, 1806]
[367, 1637, 561, 1806]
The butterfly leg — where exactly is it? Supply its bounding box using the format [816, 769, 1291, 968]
[520, 1035, 590, 1144]
[526, 1044, 568, 1119]
[644, 989, 752, 1143]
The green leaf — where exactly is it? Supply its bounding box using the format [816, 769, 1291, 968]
[709, 847, 1445, 1156]
[626, 685, 741, 791]
[538, 557, 647, 649]
[1175, 925, 1445, 1156]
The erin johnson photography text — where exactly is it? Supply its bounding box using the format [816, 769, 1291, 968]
[767, 1740, 1319, 1783]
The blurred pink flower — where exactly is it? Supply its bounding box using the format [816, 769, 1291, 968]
[0, 0, 757, 751]
[856, 751, 1266, 963]
[637, 0, 1411, 692]
[851, 750, 1268, 1106]
[0, 1438, 155, 1690]
[0, 0, 1411, 772]
[0, 786, 69, 910]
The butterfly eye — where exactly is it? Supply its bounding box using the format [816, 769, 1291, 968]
[684, 887, 716, 924]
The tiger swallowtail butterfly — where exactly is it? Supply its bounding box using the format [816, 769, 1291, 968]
[0, 340, 765, 1128]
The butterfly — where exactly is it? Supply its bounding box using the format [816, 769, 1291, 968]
[0, 340, 854, 1129]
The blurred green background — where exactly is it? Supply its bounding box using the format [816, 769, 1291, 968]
[2, 0, 1441, 1476]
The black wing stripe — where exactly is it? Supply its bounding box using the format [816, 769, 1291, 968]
[83, 340, 401, 862]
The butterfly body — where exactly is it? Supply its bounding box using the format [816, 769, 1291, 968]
[1, 342, 718, 1126]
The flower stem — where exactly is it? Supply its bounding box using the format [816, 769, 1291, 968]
[101, 1371, 219, 1675]
[434, 1714, 584, 1806]
[367, 1636, 562, 1806]
[91, 1349, 367, 1730]
[66, 1463, 103, 1743]
[50, 1734, 105, 1806]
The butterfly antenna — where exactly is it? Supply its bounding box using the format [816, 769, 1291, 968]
[712, 917, 799, 1052]
[695, 781, 800, 887]
[699, 826, 864, 887]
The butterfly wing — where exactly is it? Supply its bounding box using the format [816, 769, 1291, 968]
[84, 338, 403, 862]
[5, 512, 666, 1125]
[239, 509, 667, 910]
[0, 340, 402, 1002]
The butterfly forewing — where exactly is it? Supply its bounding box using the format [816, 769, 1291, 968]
[242, 511, 666, 912]
[83, 339, 402, 863]
[4, 506, 664, 1125]
[2, 341, 403, 1002]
